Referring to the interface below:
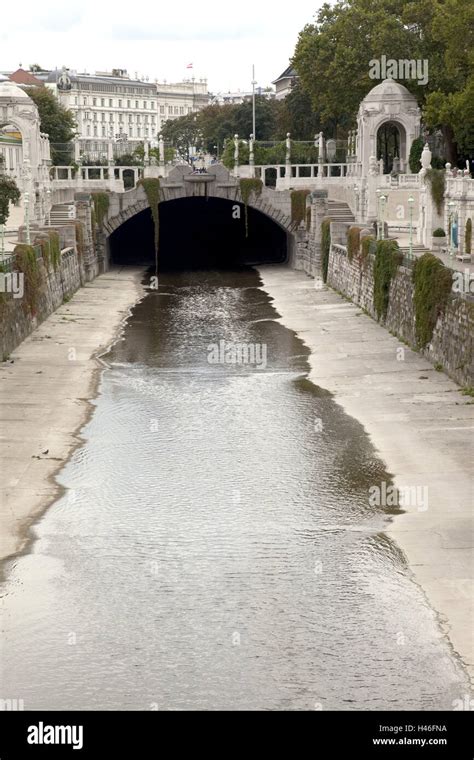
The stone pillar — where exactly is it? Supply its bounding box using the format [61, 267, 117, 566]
[307, 189, 328, 279]
[249, 133, 255, 177]
[233, 134, 239, 177]
[285, 132, 291, 180]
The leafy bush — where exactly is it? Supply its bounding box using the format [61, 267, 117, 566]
[425, 168, 446, 215]
[465, 218, 472, 255]
[433, 228, 446, 237]
[409, 137, 424, 174]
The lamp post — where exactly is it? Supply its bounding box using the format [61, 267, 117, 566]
[251, 65, 257, 140]
[380, 194, 387, 240]
[408, 194, 415, 258]
[376, 188, 381, 239]
[23, 191, 30, 244]
[46, 188, 51, 227]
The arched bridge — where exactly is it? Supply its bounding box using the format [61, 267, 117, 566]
[99, 164, 302, 269]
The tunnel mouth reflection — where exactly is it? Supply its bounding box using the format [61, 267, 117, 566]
[109, 196, 288, 270]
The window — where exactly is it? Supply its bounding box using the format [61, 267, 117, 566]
[145, 114, 149, 124]
[160, 105, 164, 114]
[101, 98, 105, 106]
[179, 107, 184, 114]
[93, 125, 97, 136]
[83, 97, 87, 105]
[74, 97, 78, 105]
[137, 127, 141, 137]
[118, 99, 122, 108]
[151, 102, 155, 109]
[145, 128, 149, 137]
[93, 112, 97, 122]
[128, 114, 133, 123]
[109, 98, 113, 107]
[135, 100, 139, 108]
[137, 115, 141, 124]
[174, 106, 179, 114]
[87, 125, 91, 136]
[129, 126, 134, 137]
[93, 97, 97, 106]
[143, 101, 147, 109]
[127, 100, 131, 108]
[102, 126, 106, 136]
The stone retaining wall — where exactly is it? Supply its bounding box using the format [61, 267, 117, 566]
[327, 245, 474, 386]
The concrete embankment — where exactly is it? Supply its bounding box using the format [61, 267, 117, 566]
[0, 268, 145, 568]
[259, 265, 474, 684]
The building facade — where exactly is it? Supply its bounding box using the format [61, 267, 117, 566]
[44, 68, 210, 157]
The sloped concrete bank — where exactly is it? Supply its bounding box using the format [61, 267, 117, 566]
[0, 268, 145, 568]
[259, 265, 474, 686]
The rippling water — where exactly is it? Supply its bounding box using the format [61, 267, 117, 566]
[0, 269, 468, 710]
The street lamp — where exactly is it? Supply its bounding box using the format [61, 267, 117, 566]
[408, 195, 415, 258]
[23, 191, 30, 244]
[376, 188, 381, 239]
[251, 64, 257, 140]
[380, 194, 387, 240]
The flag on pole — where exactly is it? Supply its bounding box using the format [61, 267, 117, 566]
[186, 63, 193, 69]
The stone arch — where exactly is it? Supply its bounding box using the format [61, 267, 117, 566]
[102, 164, 299, 240]
[375, 118, 407, 173]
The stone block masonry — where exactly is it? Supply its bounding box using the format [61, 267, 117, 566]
[327, 246, 474, 387]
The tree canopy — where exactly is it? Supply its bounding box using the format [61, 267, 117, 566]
[27, 87, 76, 164]
[292, 0, 474, 164]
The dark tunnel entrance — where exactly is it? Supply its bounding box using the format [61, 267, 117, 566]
[109, 196, 288, 270]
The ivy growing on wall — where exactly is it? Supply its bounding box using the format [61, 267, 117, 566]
[91, 192, 110, 227]
[347, 226, 361, 262]
[239, 178, 263, 237]
[138, 178, 162, 274]
[75, 221, 85, 258]
[465, 218, 472, 255]
[321, 218, 331, 283]
[412, 253, 453, 348]
[35, 231, 61, 272]
[14, 244, 40, 316]
[373, 240, 402, 321]
[290, 189, 310, 227]
[425, 168, 446, 215]
[360, 234, 375, 265]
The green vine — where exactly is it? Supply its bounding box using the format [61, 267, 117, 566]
[347, 226, 361, 262]
[91, 192, 110, 227]
[360, 234, 375, 265]
[373, 240, 402, 321]
[465, 218, 472, 255]
[14, 244, 40, 316]
[239, 178, 263, 237]
[412, 253, 453, 348]
[138, 178, 162, 275]
[321, 218, 331, 283]
[34, 230, 61, 272]
[75, 221, 85, 258]
[425, 168, 446, 215]
[290, 189, 310, 227]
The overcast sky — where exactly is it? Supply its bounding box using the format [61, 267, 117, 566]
[2, 0, 322, 92]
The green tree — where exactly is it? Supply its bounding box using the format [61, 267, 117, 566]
[0, 157, 21, 226]
[160, 113, 202, 162]
[28, 87, 76, 165]
[277, 83, 321, 139]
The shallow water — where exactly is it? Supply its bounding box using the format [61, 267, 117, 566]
[0, 269, 468, 710]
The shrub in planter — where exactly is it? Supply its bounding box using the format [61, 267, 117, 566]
[465, 218, 472, 255]
[432, 227, 446, 247]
